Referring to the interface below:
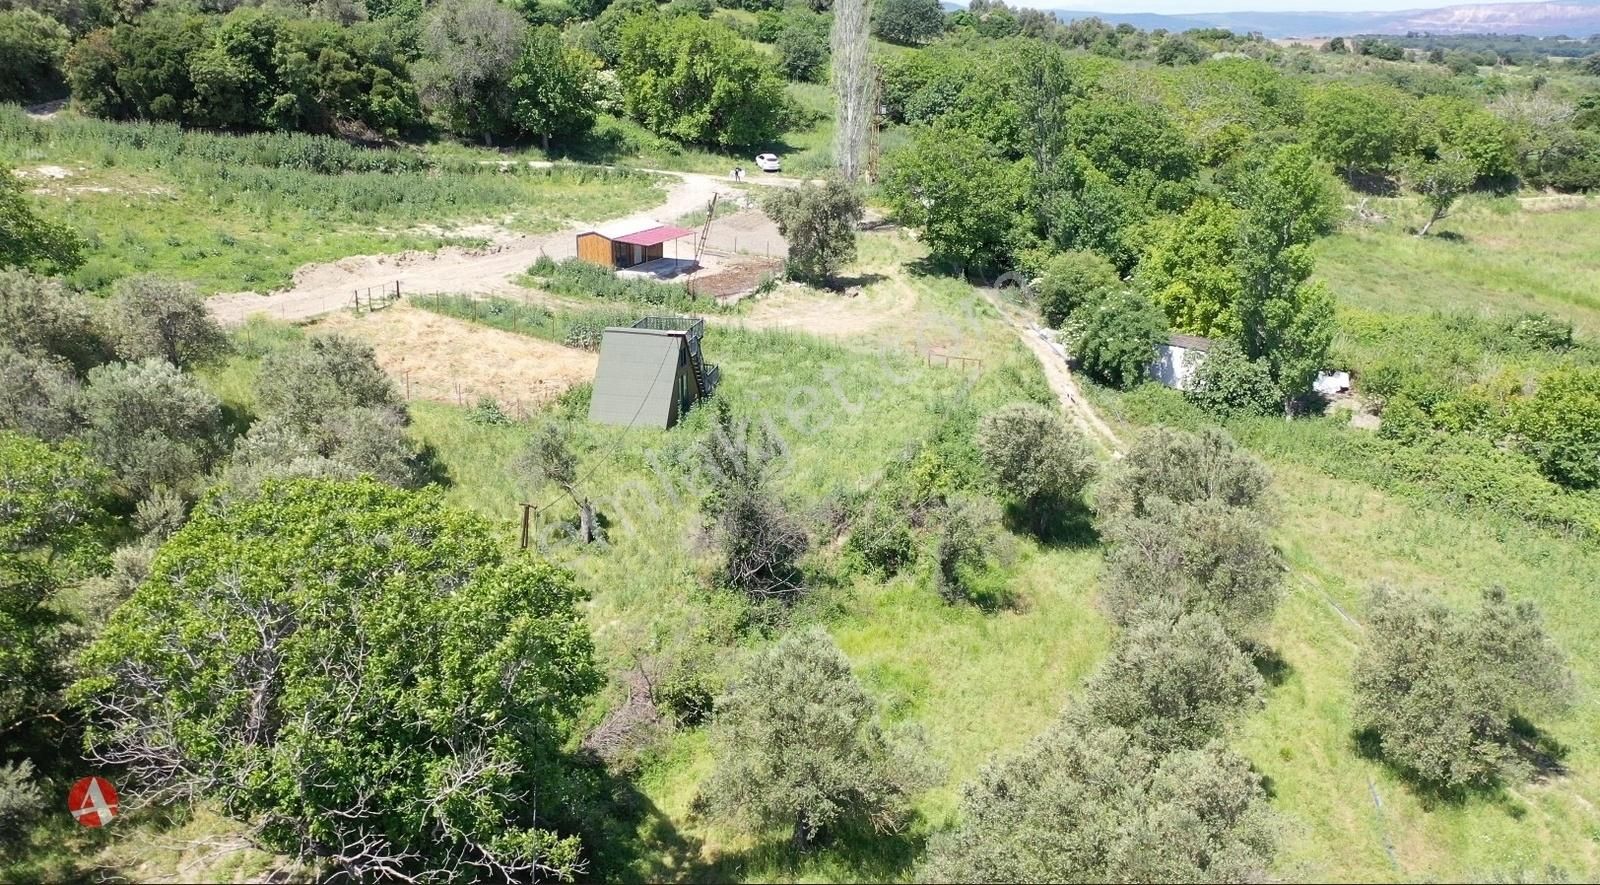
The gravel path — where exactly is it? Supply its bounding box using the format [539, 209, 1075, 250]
[206, 167, 801, 327]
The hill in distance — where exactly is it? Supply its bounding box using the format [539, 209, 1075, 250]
[1033, 0, 1600, 38]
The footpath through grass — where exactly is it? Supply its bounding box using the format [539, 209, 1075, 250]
[0, 107, 665, 293]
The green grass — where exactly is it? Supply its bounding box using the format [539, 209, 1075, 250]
[1315, 193, 1600, 336]
[0, 107, 666, 293]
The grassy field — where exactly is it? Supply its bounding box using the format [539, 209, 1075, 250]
[0, 107, 666, 293]
[1316, 194, 1600, 335]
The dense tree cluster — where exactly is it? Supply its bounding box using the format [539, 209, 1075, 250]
[66, 8, 420, 134]
[618, 13, 785, 147]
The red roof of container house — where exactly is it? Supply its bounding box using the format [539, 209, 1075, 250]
[611, 225, 695, 247]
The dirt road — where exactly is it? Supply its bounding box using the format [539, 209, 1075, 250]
[206, 167, 800, 326]
[976, 286, 1124, 457]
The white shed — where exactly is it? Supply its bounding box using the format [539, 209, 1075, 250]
[1148, 334, 1214, 391]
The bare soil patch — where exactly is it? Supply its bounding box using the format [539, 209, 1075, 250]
[695, 257, 783, 301]
[315, 302, 596, 412]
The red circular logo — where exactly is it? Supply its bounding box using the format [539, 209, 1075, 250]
[66, 776, 119, 827]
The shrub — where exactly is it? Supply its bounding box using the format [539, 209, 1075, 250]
[1, 433, 110, 737]
[975, 402, 1097, 526]
[702, 403, 809, 601]
[526, 256, 702, 311]
[920, 721, 1275, 882]
[468, 396, 513, 426]
[935, 495, 1006, 607]
[700, 628, 931, 845]
[846, 494, 917, 577]
[1096, 426, 1272, 522]
[1071, 289, 1168, 389]
[0, 759, 43, 838]
[74, 479, 601, 881]
[1504, 312, 1573, 352]
[1078, 608, 1264, 751]
[1187, 341, 1282, 418]
[1036, 250, 1120, 329]
[1507, 367, 1600, 489]
[80, 359, 226, 497]
[1099, 497, 1283, 636]
[1353, 585, 1570, 790]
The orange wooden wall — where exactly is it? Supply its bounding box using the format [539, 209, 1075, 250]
[576, 232, 614, 267]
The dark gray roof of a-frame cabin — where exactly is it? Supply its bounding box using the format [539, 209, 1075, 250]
[588, 327, 687, 429]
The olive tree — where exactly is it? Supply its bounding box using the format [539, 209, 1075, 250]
[0, 347, 83, 441]
[1095, 426, 1272, 522]
[0, 270, 105, 371]
[762, 177, 866, 287]
[80, 359, 226, 498]
[74, 478, 602, 881]
[1079, 607, 1264, 751]
[920, 721, 1275, 882]
[1353, 585, 1570, 790]
[255, 334, 402, 426]
[975, 402, 1096, 529]
[104, 276, 228, 370]
[1099, 497, 1283, 636]
[700, 628, 930, 847]
[223, 406, 421, 495]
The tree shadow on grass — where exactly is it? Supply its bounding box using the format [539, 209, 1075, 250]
[1241, 639, 1292, 687]
[828, 272, 888, 291]
[1350, 722, 1570, 810]
[699, 815, 927, 884]
[1002, 500, 1099, 550]
[575, 764, 709, 885]
[412, 441, 452, 487]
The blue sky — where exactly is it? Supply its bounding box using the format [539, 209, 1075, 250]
[1002, 0, 1537, 12]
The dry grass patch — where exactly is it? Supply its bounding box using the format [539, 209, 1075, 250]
[315, 302, 596, 408]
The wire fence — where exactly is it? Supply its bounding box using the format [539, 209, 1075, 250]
[392, 369, 567, 422]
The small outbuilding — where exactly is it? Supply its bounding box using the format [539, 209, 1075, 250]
[589, 316, 720, 430]
[576, 220, 697, 271]
[1148, 334, 1213, 391]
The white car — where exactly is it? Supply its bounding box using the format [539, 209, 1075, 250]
[754, 153, 781, 173]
